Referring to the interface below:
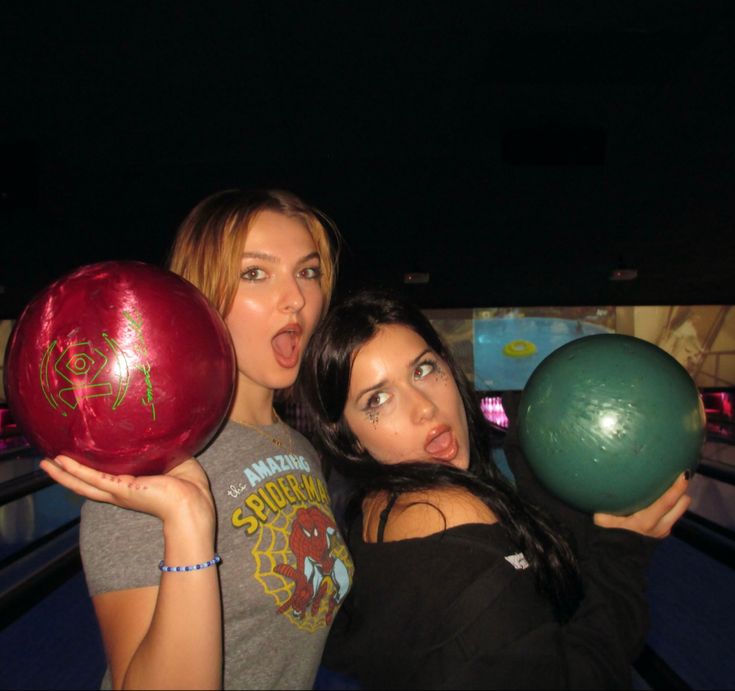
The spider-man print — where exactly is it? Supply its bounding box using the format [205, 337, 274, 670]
[275, 506, 350, 624]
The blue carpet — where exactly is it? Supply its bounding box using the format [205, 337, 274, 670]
[646, 536, 735, 689]
[0, 571, 105, 690]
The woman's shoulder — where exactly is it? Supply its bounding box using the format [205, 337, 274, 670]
[363, 486, 498, 543]
[286, 425, 319, 455]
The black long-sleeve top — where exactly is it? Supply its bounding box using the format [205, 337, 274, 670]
[322, 515, 654, 689]
[321, 435, 657, 689]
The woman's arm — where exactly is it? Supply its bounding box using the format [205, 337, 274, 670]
[41, 456, 222, 690]
[411, 526, 662, 689]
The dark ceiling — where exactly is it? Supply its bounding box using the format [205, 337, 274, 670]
[2, 1, 734, 315]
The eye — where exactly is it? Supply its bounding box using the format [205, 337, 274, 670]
[365, 391, 390, 410]
[298, 266, 322, 280]
[241, 267, 267, 281]
[413, 360, 437, 380]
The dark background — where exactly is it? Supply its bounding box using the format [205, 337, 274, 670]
[2, 1, 734, 315]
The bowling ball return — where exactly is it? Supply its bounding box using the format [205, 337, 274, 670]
[4, 261, 236, 476]
[517, 334, 705, 514]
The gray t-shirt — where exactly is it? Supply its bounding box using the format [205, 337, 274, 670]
[80, 420, 353, 690]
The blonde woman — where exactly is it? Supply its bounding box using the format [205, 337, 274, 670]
[42, 190, 352, 690]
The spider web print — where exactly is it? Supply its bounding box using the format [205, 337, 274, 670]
[251, 502, 351, 633]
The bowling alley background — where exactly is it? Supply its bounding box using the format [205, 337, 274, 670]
[426, 304, 735, 391]
[2, 3, 735, 690]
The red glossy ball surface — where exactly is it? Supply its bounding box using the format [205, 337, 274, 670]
[4, 261, 236, 475]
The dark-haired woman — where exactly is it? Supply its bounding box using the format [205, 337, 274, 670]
[299, 290, 690, 690]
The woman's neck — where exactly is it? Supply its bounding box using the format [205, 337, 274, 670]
[229, 379, 276, 426]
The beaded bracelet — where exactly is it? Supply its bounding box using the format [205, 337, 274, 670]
[158, 554, 222, 573]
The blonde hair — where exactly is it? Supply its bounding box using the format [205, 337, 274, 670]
[168, 189, 339, 317]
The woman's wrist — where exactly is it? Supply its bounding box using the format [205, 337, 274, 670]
[161, 500, 216, 556]
[160, 484, 215, 524]
[163, 508, 215, 539]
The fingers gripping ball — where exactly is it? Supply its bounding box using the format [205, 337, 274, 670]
[5, 261, 236, 475]
[517, 334, 705, 514]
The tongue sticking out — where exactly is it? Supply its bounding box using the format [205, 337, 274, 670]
[425, 430, 454, 456]
[272, 331, 299, 368]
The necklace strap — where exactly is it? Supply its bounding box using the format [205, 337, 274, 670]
[231, 410, 294, 455]
[230, 407, 278, 426]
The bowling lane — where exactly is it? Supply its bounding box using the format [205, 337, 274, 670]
[0, 456, 84, 566]
[1, 406, 84, 574]
[0, 419, 101, 690]
[688, 441, 735, 532]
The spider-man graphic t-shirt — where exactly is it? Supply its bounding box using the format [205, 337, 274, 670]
[81, 420, 353, 690]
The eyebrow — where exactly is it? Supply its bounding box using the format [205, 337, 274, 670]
[409, 348, 433, 368]
[352, 347, 434, 402]
[241, 250, 321, 264]
[354, 379, 388, 403]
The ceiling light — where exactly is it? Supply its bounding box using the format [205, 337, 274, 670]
[609, 268, 638, 281]
[404, 272, 430, 284]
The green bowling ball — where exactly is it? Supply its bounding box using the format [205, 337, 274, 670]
[517, 334, 705, 515]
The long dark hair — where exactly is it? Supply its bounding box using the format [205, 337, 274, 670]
[300, 290, 583, 621]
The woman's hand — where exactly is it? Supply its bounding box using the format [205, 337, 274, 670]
[593, 472, 691, 538]
[40, 455, 215, 527]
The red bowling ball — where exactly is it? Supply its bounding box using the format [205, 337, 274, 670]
[4, 261, 236, 475]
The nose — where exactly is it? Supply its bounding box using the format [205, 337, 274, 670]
[410, 386, 437, 424]
[279, 274, 306, 313]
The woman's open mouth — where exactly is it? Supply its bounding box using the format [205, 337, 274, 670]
[272, 323, 303, 368]
[424, 425, 459, 462]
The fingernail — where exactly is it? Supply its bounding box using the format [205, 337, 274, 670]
[684, 470, 692, 480]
